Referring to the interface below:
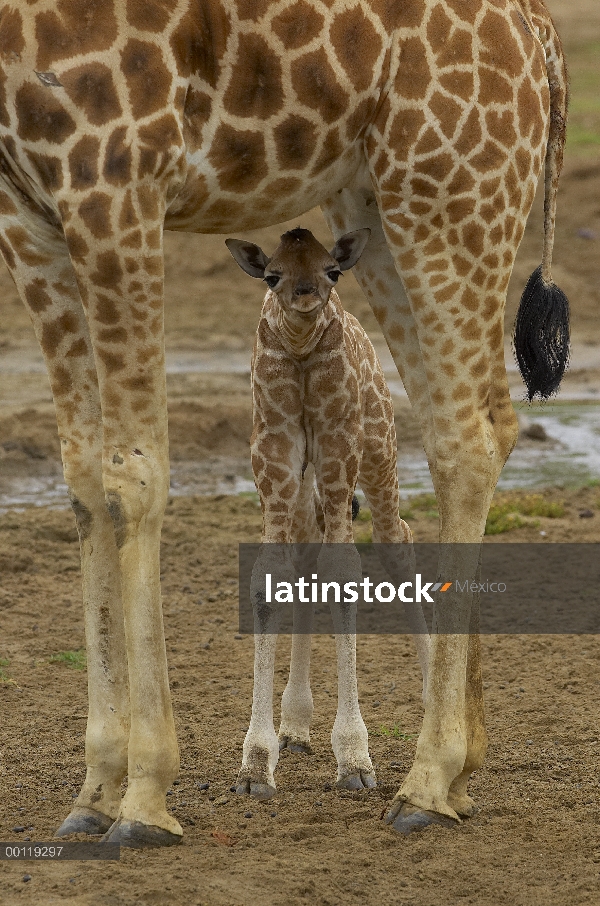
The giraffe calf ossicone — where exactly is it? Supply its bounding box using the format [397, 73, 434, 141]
[227, 228, 429, 798]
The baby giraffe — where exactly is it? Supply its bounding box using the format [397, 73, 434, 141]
[226, 227, 429, 798]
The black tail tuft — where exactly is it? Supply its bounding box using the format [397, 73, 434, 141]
[351, 495, 360, 521]
[513, 265, 570, 401]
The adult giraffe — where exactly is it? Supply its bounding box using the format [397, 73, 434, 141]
[0, 0, 568, 844]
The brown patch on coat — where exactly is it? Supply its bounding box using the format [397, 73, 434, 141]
[394, 37, 431, 101]
[15, 81, 76, 144]
[291, 48, 349, 124]
[103, 126, 132, 186]
[68, 136, 100, 191]
[169, 0, 231, 87]
[35, 0, 117, 71]
[208, 124, 267, 192]
[330, 6, 382, 93]
[126, 0, 178, 32]
[0, 7, 24, 59]
[121, 39, 173, 120]
[271, 0, 324, 48]
[25, 151, 64, 192]
[274, 115, 318, 170]
[91, 251, 123, 291]
[223, 33, 283, 119]
[24, 278, 52, 313]
[62, 62, 122, 126]
[78, 192, 113, 239]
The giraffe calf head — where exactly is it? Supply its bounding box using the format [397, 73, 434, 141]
[226, 227, 370, 321]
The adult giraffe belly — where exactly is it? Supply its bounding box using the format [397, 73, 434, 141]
[164, 141, 366, 234]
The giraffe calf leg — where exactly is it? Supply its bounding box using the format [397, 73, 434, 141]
[237, 548, 296, 798]
[317, 546, 376, 790]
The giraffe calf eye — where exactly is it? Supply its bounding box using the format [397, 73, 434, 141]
[264, 275, 280, 289]
[327, 270, 342, 283]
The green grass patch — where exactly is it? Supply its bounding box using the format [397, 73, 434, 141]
[0, 658, 16, 685]
[485, 494, 564, 535]
[50, 649, 87, 670]
[237, 491, 259, 504]
[355, 506, 372, 524]
[371, 724, 414, 741]
[485, 507, 530, 535]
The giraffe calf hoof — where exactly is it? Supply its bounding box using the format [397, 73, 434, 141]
[279, 736, 313, 754]
[336, 771, 377, 791]
[384, 802, 459, 835]
[100, 818, 183, 848]
[236, 780, 276, 800]
[56, 807, 114, 837]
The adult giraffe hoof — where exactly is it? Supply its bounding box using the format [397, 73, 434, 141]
[56, 807, 114, 837]
[384, 802, 459, 835]
[101, 819, 183, 848]
[235, 779, 276, 800]
[336, 771, 377, 791]
[279, 735, 313, 755]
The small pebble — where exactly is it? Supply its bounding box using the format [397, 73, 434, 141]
[579, 509, 594, 519]
[197, 782, 209, 790]
[244, 811, 253, 819]
[372, 701, 380, 708]
[173, 779, 180, 786]
[315, 801, 323, 807]
[22, 875, 31, 883]
[577, 227, 598, 241]
[234, 634, 243, 640]
[270, 812, 277, 818]
[12, 826, 25, 833]
[229, 785, 237, 793]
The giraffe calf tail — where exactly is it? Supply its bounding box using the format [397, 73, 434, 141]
[514, 7, 570, 401]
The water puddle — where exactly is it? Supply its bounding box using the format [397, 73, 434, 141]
[1, 403, 599, 512]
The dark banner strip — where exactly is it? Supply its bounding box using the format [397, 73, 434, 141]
[238, 543, 600, 634]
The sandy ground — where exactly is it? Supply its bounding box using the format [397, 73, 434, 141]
[1, 0, 600, 903]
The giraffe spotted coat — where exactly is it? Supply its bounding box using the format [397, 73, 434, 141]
[0, 0, 568, 843]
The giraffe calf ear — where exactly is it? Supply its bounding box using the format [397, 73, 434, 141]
[225, 239, 270, 278]
[330, 229, 371, 271]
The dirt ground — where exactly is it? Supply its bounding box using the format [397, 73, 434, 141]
[1, 0, 600, 904]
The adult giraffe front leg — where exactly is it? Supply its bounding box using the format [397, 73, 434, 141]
[0, 182, 129, 836]
[60, 177, 183, 846]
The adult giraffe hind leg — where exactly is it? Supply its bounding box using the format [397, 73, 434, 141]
[362, 11, 544, 826]
[0, 181, 129, 837]
[321, 165, 509, 832]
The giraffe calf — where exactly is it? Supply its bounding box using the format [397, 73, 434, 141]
[226, 227, 429, 798]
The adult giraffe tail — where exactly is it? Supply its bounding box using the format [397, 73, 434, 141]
[514, 3, 570, 401]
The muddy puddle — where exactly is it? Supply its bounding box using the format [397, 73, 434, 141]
[2, 401, 598, 512]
